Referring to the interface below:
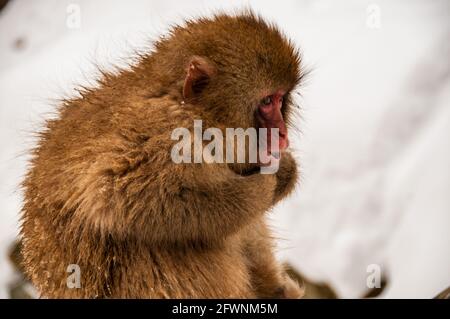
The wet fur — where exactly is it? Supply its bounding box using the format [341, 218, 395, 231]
[21, 12, 304, 298]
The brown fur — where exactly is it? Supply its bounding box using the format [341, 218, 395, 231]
[21, 12, 304, 298]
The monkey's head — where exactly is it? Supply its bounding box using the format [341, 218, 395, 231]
[148, 12, 303, 169]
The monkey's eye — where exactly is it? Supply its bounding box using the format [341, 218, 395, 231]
[261, 96, 272, 106]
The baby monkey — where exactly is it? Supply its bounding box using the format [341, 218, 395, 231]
[21, 12, 304, 298]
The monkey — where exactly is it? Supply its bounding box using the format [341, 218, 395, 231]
[20, 12, 305, 298]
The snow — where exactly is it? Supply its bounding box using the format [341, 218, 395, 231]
[0, 0, 449, 298]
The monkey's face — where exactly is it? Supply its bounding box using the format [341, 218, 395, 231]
[200, 46, 301, 138]
[167, 13, 303, 172]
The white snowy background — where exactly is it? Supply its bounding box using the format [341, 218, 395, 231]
[0, 0, 449, 299]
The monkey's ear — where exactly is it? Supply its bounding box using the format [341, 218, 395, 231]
[183, 56, 216, 101]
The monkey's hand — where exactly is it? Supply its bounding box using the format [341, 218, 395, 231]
[275, 275, 304, 299]
[273, 151, 298, 205]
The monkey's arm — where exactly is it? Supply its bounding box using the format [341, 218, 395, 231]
[243, 220, 303, 299]
[243, 152, 301, 298]
[149, 162, 278, 245]
[63, 144, 278, 246]
[154, 151, 297, 245]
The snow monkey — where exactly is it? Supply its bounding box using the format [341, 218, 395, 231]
[21, 12, 305, 298]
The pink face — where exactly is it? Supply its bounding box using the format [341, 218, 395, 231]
[256, 90, 289, 155]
